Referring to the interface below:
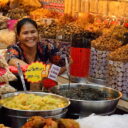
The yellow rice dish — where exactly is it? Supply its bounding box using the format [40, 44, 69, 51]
[0, 93, 68, 110]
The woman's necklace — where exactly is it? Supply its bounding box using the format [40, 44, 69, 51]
[25, 51, 37, 64]
[21, 44, 37, 64]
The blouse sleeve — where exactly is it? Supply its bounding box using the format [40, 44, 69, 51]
[5, 45, 20, 63]
[47, 41, 65, 67]
[39, 40, 66, 67]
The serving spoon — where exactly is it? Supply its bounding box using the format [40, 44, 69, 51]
[17, 63, 27, 92]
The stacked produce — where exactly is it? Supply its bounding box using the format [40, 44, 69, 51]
[57, 14, 76, 25]
[0, 0, 9, 11]
[84, 24, 102, 35]
[89, 35, 122, 80]
[0, 0, 9, 7]
[38, 21, 84, 41]
[111, 26, 128, 41]
[58, 23, 84, 42]
[30, 8, 59, 20]
[38, 21, 59, 39]
[107, 45, 128, 96]
[19, 0, 41, 8]
[84, 19, 128, 42]
[6, 8, 27, 19]
[0, 84, 16, 99]
[18, 0, 41, 7]
[0, 56, 16, 82]
[35, 11, 88, 41]
[91, 35, 122, 51]
[9, 0, 41, 10]
[101, 25, 115, 35]
[37, 13, 77, 41]
[108, 45, 128, 62]
[0, 16, 10, 30]
[83, 16, 115, 34]
[0, 29, 16, 46]
[0, 55, 16, 98]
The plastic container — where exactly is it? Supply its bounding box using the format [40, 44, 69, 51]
[70, 47, 90, 77]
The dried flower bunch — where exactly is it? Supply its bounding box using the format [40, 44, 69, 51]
[108, 44, 128, 62]
[91, 35, 122, 51]
[6, 8, 27, 19]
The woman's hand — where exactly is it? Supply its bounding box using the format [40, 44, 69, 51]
[59, 56, 73, 75]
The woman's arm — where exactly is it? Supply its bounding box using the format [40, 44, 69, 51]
[5, 45, 27, 67]
[8, 58, 28, 67]
[59, 66, 66, 75]
[59, 56, 73, 75]
[43, 40, 73, 75]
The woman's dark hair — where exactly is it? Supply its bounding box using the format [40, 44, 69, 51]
[16, 18, 38, 35]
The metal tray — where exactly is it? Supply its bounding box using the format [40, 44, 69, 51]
[88, 77, 106, 85]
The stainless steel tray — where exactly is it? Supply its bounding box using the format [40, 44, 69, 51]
[1, 91, 70, 116]
[88, 77, 106, 85]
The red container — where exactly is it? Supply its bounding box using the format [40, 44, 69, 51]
[70, 47, 90, 77]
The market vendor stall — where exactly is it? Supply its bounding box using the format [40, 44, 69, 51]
[0, 0, 128, 128]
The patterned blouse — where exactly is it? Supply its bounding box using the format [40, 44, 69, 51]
[6, 40, 65, 67]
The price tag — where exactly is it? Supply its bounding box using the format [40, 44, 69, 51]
[48, 64, 61, 81]
[24, 62, 46, 83]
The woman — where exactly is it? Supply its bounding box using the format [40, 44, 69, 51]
[6, 18, 68, 90]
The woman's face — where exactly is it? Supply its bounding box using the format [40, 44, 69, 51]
[17, 23, 39, 48]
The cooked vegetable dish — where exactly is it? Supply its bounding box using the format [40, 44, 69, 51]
[0, 93, 68, 110]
